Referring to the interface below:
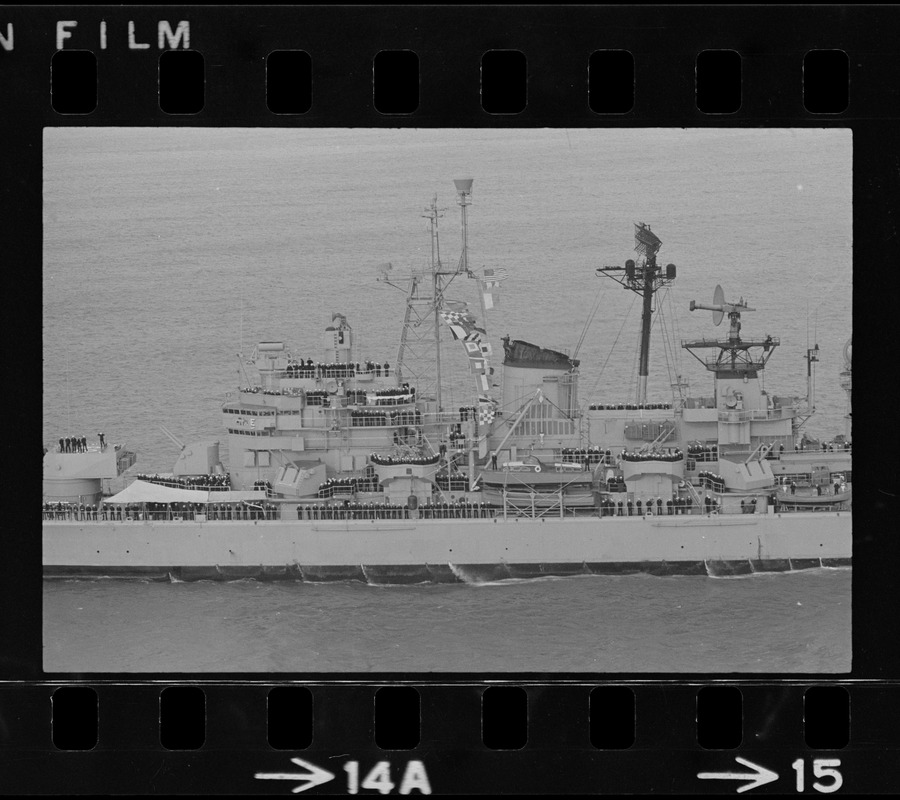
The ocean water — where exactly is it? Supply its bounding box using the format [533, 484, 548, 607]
[43, 569, 850, 674]
[42, 128, 852, 673]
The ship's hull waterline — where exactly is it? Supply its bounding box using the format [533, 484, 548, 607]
[43, 512, 850, 583]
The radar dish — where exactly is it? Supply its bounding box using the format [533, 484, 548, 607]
[712, 284, 725, 326]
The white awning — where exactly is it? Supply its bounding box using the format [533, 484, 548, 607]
[103, 479, 266, 505]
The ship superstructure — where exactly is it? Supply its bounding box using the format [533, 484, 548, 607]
[42, 180, 852, 581]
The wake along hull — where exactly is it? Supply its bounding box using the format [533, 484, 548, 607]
[43, 512, 851, 582]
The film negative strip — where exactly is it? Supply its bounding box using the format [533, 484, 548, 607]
[4, 3, 899, 794]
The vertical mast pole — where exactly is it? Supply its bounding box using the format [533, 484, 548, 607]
[430, 197, 444, 412]
[636, 253, 656, 405]
[454, 179, 473, 275]
[806, 343, 819, 416]
[840, 337, 851, 441]
[454, 179, 482, 489]
[455, 178, 490, 345]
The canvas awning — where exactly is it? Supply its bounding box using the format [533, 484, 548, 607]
[103, 479, 266, 505]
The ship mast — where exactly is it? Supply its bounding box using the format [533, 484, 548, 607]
[840, 337, 851, 441]
[388, 214, 446, 407]
[596, 223, 676, 405]
[801, 342, 819, 428]
[455, 178, 472, 274]
[389, 181, 477, 412]
[428, 196, 444, 410]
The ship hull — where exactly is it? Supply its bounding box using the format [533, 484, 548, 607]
[43, 512, 851, 582]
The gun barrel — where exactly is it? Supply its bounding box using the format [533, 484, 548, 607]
[159, 424, 185, 450]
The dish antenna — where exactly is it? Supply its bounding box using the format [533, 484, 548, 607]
[689, 284, 727, 326]
[683, 286, 778, 379]
[711, 285, 725, 326]
[689, 285, 753, 339]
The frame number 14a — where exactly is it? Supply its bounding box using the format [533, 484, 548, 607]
[345, 761, 431, 795]
[255, 758, 431, 795]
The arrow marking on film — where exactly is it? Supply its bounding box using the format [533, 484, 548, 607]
[255, 757, 336, 794]
[698, 757, 779, 793]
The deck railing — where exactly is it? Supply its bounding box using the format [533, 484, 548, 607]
[43, 496, 848, 522]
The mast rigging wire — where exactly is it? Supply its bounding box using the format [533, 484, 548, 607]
[652, 287, 676, 391]
[629, 325, 640, 404]
[572, 283, 605, 362]
[666, 284, 684, 378]
[579, 292, 639, 412]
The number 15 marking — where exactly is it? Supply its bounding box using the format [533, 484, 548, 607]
[792, 759, 843, 793]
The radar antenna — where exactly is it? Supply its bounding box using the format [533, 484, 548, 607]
[688, 284, 753, 340]
[682, 285, 778, 376]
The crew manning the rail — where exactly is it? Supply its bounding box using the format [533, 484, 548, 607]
[56, 433, 107, 453]
[42, 501, 279, 521]
[57, 435, 87, 453]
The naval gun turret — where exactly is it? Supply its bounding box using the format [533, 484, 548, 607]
[43, 437, 137, 504]
[160, 425, 224, 477]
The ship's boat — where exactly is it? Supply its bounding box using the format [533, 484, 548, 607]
[480, 456, 595, 509]
[42, 182, 852, 582]
[775, 485, 852, 511]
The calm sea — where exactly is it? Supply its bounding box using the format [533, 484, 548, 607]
[44, 570, 850, 674]
[42, 128, 852, 673]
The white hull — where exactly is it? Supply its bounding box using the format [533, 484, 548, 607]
[43, 511, 851, 582]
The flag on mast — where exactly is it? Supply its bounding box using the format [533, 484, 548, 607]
[438, 307, 496, 401]
[480, 267, 509, 309]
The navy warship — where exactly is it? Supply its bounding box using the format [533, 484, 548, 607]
[42, 180, 852, 582]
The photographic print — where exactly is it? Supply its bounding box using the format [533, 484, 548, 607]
[42, 127, 851, 673]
